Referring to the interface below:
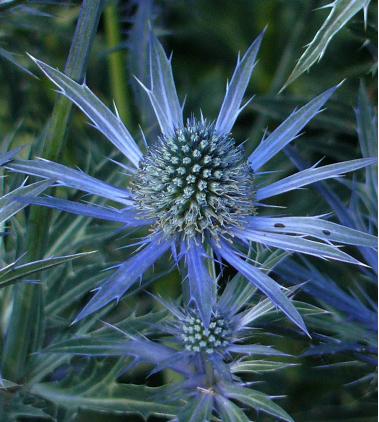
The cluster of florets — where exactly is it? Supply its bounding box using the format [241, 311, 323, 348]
[132, 119, 255, 240]
[181, 313, 230, 354]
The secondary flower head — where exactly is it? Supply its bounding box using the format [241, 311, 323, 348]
[180, 311, 231, 354]
[8, 30, 376, 333]
[43, 275, 306, 422]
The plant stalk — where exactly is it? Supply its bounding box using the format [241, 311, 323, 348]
[104, 1, 133, 126]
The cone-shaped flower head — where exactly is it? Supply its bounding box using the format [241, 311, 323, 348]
[180, 311, 231, 353]
[133, 118, 255, 240]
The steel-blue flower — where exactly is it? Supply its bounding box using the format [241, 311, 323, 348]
[7, 30, 377, 333]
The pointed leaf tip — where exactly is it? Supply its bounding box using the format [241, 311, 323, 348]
[27, 56, 143, 167]
[281, 0, 368, 90]
[250, 84, 339, 171]
[146, 29, 183, 136]
[215, 29, 265, 135]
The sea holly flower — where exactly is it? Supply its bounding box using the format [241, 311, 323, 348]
[7, 30, 376, 333]
[41, 271, 318, 421]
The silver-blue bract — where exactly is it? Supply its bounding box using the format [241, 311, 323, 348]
[278, 83, 377, 369]
[7, 30, 376, 333]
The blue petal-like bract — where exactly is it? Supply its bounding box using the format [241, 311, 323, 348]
[285, 145, 353, 227]
[7, 159, 133, 205]
[213, 240, 308, 334]
[256, 158, 377, 200]
[137, 31, 183, 136]
[185, 240, 216, 327]
[215, 30, 264, 135]
[245, 216, 377, 247]
[0, 148, 22, 166]
[29, 56, 143, 167]
[216, 396, 250, 422]
[128, 0, 157, 130]
[73, 236, 171, 323]
[234, 228, 363, 265]
[249, 85, 338, 171]
[278, 259, 376, 330]
[17, 196, 153, 227]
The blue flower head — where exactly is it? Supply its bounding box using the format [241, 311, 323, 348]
[44, 272, 306, 421]
[7, 30, 376, 334]
[116, 292, 298, 421]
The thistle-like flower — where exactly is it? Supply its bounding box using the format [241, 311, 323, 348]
[7, 30, 376, 333]
[43, 271, 312, 421]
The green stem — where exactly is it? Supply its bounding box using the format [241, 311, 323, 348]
[202, 353, 215, 388]
[1, 0, 104, 382]
[104, 1, 132, 126]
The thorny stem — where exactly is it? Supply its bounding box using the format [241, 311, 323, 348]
[1, 0, 104, 382]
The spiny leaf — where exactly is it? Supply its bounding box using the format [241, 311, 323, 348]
[0, 391, 53, 420]
[215, 395, 250, 422]
[220, 383, 294, 422]
[28, 56, 143, 167]
[178, 394, 213, 422]
[230, 359, 297, 374]
[282, 0, 370, 90]
[30, 360, 178, 419]
[0, 252, 95, 289]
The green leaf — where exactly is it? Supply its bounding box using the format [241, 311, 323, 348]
[282, 0, 370, 90]
[178, 394, 213, 422]
[42, 336, 128, 356]
[0, 392, 53, 420]
[220, 383, 294, 422]
[215, 395, 250, 422]
[30, 360, 178, 419]
[230, 359, 297, 374]
[293, 300, 329, 317]
[0, 252, 95, 289]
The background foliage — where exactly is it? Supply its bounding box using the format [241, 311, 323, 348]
[0, 0, 377, 421]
